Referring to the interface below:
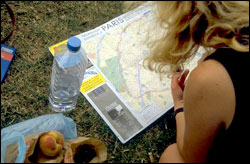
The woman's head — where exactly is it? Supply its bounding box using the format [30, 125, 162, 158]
[145, 1, 249, 75]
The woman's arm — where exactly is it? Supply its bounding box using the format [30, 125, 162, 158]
[172, 60, 235, 162]
[171, 70, 189, 151]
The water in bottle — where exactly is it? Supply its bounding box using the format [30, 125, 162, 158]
[49, 36, 87, 112]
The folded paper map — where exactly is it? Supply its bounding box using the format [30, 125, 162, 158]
[49, 3, 204, 143]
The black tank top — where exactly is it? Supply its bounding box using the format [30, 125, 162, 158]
[204, 48, 249, 162]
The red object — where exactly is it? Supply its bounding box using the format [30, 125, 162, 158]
[1, 51, 13, 62]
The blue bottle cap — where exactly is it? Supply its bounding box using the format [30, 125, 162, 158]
[67, 37, 81, 52]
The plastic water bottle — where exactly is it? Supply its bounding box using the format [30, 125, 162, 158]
[49, 36, 87, 112]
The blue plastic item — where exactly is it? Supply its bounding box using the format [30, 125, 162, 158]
[1, 113, 77, 163]
[1, 44, 16, 83]
[1, 131, 25, 163]
[67, 37, 81, 52]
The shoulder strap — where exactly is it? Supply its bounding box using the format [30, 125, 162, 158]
[1, 2, 16, 44]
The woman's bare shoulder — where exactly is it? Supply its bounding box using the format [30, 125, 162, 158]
[181, 59, 236, 162]
[186, 59, 232, 91]
[184, 59, 236, 127]
[185, 60, 225, 97]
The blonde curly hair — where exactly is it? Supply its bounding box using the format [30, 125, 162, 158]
[144, 1, 249, 75]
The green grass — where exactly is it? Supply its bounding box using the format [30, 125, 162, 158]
[1, 1, 176, 163]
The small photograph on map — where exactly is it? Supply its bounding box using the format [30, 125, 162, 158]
[108, 109, 119, 120]
[87, 84, 143, 141]
[93, 85, 105, 97]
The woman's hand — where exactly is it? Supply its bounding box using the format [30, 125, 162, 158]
[171, 69, 190, 110]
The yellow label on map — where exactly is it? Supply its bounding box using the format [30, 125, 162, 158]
[80, 74, 106, 93]
[49, 40, 68, 55]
